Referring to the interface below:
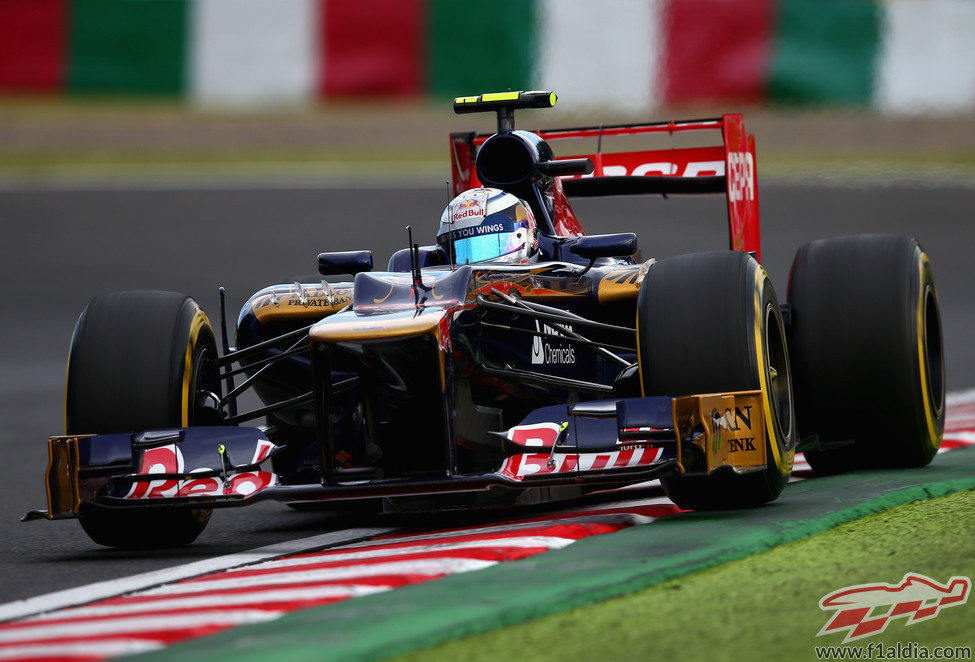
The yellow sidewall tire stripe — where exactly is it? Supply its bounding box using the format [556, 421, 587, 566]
[916, 252, 941, 451]
[181, 309, 210, 428]
[753, 265, 794, 476]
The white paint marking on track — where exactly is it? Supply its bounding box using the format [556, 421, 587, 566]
[946, 388, 975, 406]
[0, 610, 282, 643]
[338, 511, 657, 551]
[0, 639, 163, 661]
[140, 558, 499, 596]
[237, 535, 579, 571]
[0, 527, 394, 624]
[25, 585, 391, 622]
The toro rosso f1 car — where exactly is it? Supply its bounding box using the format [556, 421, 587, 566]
[26, 91, 945, 548]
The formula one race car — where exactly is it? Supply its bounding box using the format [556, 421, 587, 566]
[26, 91, 946, 548]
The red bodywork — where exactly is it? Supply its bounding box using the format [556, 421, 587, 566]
[450, 114, 761, 261]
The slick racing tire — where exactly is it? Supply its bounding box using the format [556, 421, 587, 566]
[66, 291, 222, 548]
[639, 251, 796, 510]
[787, 235, 944, 474]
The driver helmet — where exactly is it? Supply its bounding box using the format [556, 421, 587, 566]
[437, 188, 538, 264]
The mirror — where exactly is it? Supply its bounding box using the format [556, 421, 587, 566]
[318, 250, 373, 277]
[569, 233, 638, 260]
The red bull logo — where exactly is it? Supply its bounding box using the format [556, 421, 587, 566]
[817, 573, 970, 643]
[124, 439, 277, 499]
[451, 198, 484, 223]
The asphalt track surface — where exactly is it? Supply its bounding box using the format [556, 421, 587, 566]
[1, 181, 973, 608]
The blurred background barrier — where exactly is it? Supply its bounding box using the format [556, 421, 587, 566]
[1, 0, 974, 114]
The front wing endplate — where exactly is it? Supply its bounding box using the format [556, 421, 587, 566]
[44, 435, 86, 519]
[672, 390, 767, 474]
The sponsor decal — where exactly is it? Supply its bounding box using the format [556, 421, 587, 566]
[252, 287, 352, 311]
[713, 406, 757, 453]
[507, 422, 563, 448]
[124, 445, 185, 500]
[531, 320, 576, 365]
[500, 446, 662, 479]
[287, 293, 352, 308]
[124, 439, 276, 500]
[673, 392, 767, 473]
[445, 221, 510, 242]
[445, 188, 490, 230]
[576, 154, 753, 203]
[727, 150, 755, 202]
[452, 203, 484, 223]
[597, 160, 726, 178]
[817, 573, 971, 643]
[728, 438, 757, 452]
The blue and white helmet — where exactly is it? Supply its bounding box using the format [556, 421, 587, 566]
[437, 188, 538, 264]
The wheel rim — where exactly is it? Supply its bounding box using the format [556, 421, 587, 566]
[189, 340, 223, 426]
[923, 286, 945, 416]
[764, 302, 793, 441]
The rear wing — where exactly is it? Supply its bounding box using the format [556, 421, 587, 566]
[450, 114, 761, 260]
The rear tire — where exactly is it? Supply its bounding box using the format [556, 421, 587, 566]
[788, 235, 944, 474]
[67, 291, 221, 548]
[639, 251, 796, 509]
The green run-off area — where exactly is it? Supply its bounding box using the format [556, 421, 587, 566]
[398, 489, 975, 662]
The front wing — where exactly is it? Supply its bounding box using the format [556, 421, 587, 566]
[27, 391, 766, 520]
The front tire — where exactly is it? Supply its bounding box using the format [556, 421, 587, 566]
[66, 291, 221, 548]
[787, 235, 944, 474]
[638, 251, 796, 509]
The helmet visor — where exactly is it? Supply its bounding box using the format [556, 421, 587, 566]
[450, 221, 528, 264]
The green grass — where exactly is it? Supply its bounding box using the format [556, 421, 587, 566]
[393, 490, 975, 662]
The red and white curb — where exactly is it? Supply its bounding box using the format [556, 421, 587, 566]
[0, 503, 679, 662]
[944, 389, 975, 448]
[0, 392, 973, 662]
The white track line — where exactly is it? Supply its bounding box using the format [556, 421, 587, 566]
[337, 511, 656, 552]
[236, 535, 579, 571]
[947, 389, 975, 406]
[0, 527, 393, 624]
[0, 639, 163, 661]
[138, 558, 499, 597]
[0, 610, 282, 644]
[22, 586, 391, 622]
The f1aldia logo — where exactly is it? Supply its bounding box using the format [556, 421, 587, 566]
[817, 573, 970, 643]
[531, 320, 575, 365]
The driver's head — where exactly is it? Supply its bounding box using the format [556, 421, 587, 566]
[437, 188, 538, 265]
